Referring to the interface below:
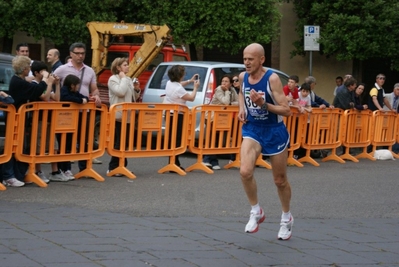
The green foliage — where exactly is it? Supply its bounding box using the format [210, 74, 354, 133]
[292, 0, 399, 70]
[0, 0, 119, 44]
[0, 0, 283, 56]
[125, 0, 283, 54]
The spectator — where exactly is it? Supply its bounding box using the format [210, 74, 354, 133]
[335, 74, 352, 96]
[58, 74, 90, 179]
[294, 83, 312, 159]
[305, 76, 334, 108]
[54, 42, 101, 173]
[64, 56, 72, 64]
[232, 74, 240, 94]
[15, 43, 34, 80]
[283, 75, 300, 107]
[382, 83, 399, 112]
[107, 58, 140, 176]
[203, 74, 238, 170]
[46, 49, 63, 73]
[297, 83, 312, 113]
[0, 91, 14, 104]
[163, 65, 199, 171]
[353, 83, 368, 110]
[30, 61, 67, 183]
[333, 77, 357, 110]
[2, 56, 51, 187]
[333, 76, 343, 96]
[368, 74, 391, 111]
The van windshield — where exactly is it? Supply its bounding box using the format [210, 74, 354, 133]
[148, 65, 208, 92]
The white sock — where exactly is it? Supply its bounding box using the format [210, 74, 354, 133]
[251, 204, 260, 214]
[281, 211, 291, 222]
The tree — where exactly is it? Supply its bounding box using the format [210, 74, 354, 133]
[0, 0, 120, 49]
[291, 0, 399, 70]
[1, 0, 283, 57]
[121, 0, 283, 55]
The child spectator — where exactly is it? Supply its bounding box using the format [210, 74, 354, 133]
[283, 75, 300, 106]
[58, 75, 89, 179]
[30, 61, 67, 182]
[298, 83, 312, 113]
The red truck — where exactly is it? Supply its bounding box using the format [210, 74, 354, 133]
[87, 21, 190, 104]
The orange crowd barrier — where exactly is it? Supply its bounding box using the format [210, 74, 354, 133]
[369, 110, 397, 158]
[14, 102, 108, 187]
[283, 107, 307, 167]
[106, 103, 190, 176]
[0, 104, 16, 191]
[186, 105, 242, 173]
[340, 109, 374, 162]
[298, 108, 344, 166]
[394, 114, 399, 159]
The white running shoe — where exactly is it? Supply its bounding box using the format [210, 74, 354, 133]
[36, 171, 50, 184]
[49, 172, 69, 182]
[278, 216, 294, 240]
[63, 170, 75, 180]
[203, 162, 212, 167]
[92, 158, 102, 164]
[3, 178, 25, 187]
[245, 208, 265, 233]
[212, 165, 221, 170]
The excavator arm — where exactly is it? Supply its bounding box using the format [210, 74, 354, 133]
[87, 21, 171, 79]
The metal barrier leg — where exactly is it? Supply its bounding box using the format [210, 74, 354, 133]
[107, 157, 136, 179]
[355, 147, 376, 161]
[75, 160, 105, 181]
[322, 147, 345, 164]
[255, 155, 272, 169]
[389, 145, 399, 159]
[298, 149, 320, 167]
[24, 163, 48, 188]
[224, 158, 240, 169]
[287, 150, 304, 167]
[186, 154, 214, 174]
[158, 155, 187, 176]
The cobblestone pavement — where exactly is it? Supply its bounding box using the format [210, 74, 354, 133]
[0, 154, 398, 266]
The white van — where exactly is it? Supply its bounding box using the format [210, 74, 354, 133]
[142, 61, 289, 107]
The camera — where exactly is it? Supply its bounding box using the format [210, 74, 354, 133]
[195, 75, 199, 81]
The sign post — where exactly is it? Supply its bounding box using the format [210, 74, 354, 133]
[304, 25, 320, 76]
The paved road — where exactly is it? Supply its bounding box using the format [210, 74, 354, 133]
[0, 153, 398, 266]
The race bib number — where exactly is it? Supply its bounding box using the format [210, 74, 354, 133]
[244, 89, 268, 117]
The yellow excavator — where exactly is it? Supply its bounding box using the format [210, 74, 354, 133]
[87, 21, 172, 80]
[87, 21, 189, 103]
